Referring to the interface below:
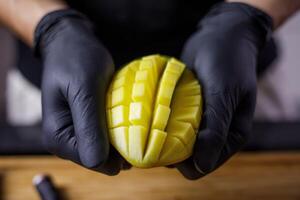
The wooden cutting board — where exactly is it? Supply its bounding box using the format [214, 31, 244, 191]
[0, 153, 299, 200]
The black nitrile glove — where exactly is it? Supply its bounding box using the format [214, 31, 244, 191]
[177, 3, 273, 180]
[35, 10, 125, 175]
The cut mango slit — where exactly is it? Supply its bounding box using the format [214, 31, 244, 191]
[106, 55, 202, 168]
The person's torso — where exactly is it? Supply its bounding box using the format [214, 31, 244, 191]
[66, 0, 221, 65]
[18, 0, 221, 87]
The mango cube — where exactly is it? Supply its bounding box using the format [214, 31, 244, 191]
[111, 105, 129, 128]
[135, 70, 154, 91]
[155, 84, 175, 107]
[142, 54, 167, 75]
[167, 121, 195, 145]
[127, 60, 140, 71]
[132, 82, 152, 102]
[186, 134, 197, 155]
[143, 129, 167, 164]
[109, 127, 128, 157]
[115, 67, 134, 80]
[174, 84, 201, 96]
[172, 95, 202, 107]
[159, 136, 187, 165]
[112, 76, 133, 90]
[172, 106, 201, 129]
[179, 68, 196, 84]
[152, 104, 170, 130]
[165, 58, 185, 75]
[129, 102, 150, 126]
[160, 71, 179, 86]
[128, 126, 148, 163]
[139, 59, 157, 83]
[111, 86, 131, 107]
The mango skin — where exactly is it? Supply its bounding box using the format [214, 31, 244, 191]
[106, 55, 202, 168]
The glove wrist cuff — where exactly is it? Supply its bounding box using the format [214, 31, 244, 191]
[208, 2, 273, 28]
[34, 9, 88, 57]
[203, 2, 273, 48]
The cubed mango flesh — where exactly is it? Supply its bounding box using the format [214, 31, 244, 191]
[106, 55, 202, 168]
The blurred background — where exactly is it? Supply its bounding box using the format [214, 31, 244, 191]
[0, 11, 300, 156]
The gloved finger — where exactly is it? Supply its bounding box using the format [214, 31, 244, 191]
[165, 165, 175, 169]
[68, 83, 109, 169]
[216, 90, 256, 168]
[215, 129, 247, 169]
[175, 157, 205, 180]
[42, 82, 80, 163]
[94, 145, 122, 175]
[122, 159, 132, 170]
[192, 92, 235, 174]
[176, 130, 224, 179]
[175, 92, 235, 179]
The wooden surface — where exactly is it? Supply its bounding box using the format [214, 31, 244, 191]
[0, 153, 300, 200]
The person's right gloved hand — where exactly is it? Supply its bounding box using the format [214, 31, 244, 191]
[34, 9, 127, 175]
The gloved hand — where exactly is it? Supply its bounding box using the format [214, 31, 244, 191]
[34, 9, 125, 175]
[177, 2, 273, 179]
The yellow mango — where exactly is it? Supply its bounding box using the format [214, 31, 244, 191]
[165, 58, 185, 75]
[159, 136, 187, 165]
[142, 54, 167, 75]
[172, 95, 202, 107]
[132, 82, 152, 102]
[111, 105, 129, 128]
[152, 104, 171, 131]
[135, 70, 154, 91]
[111, 86, 131, 107]
[160, 71, 179, 87]
[112, 76, 133, 90]
[139, 59, 158, 83]
[127, 60, 140, 71]
[174, 84, 201, 96]
[128, 125, 148, 164]
[186, 134, 197, 155]
[172, 106, 201, 129]
[115, 66, 134, 80]
[129, 102, 150, 127]
[155, 84, 175, 107]
[109, 126, 128, 157]
[179, 68, 197, 84]
[167, 120, 195, 145]
[143, 129, 167, 165]
[106, 55, 202, 168]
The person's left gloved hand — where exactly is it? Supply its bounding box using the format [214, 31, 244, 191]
[176, 2, 273, 180]
[34, 9, 128, 175]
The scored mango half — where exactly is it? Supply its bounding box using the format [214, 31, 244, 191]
[106, 55, 203, 168]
